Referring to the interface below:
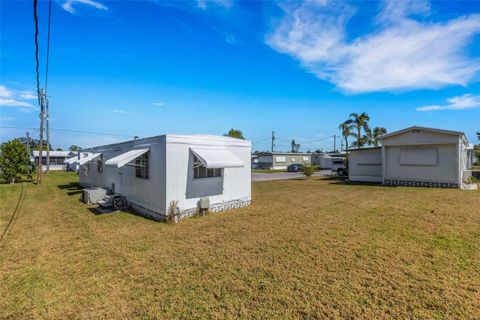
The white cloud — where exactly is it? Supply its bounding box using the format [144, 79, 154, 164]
[62, 0, 108, 14]
[152, 102, 164, 107]
[18, 91, 37, 100]
[197, 0, 232, 10]
[0, 98, 36, 108]
[266, 0, 480, 93]
[0, 84, 38, 110]
[0, 85, 12, 98]
[112, 109, 127, 114]
[416, 94, 480, 111]
[0, 116, 15, 122]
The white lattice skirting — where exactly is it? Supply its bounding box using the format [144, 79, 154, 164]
[129, 199, 251, 222]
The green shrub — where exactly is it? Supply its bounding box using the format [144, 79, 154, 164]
[0, 139, 33, 183]
[301, 163, 315, 179]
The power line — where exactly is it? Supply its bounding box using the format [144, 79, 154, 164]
[0, 126, 135, 138]
[44, 0, 52, 96]
[33, 0, 41, 106]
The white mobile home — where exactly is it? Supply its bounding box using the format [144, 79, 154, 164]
[32, 150, 76, 171]
[75, 134, 251, 221]
[348, 126, 471, 189]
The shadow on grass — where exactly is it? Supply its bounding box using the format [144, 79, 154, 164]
[87, 207, 115, 216]
[67, 190, 82, 196]
[57, 182, 80, 190]
[0, 178, 35, 185]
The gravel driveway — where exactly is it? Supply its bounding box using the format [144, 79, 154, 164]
[252, 170, 332, 181]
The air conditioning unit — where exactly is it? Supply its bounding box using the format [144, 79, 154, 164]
[81, 187, 107, 205]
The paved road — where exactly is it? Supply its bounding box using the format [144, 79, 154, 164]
[252, 170, 333, 181]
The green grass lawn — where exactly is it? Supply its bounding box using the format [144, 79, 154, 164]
[1, 172, 479, 319]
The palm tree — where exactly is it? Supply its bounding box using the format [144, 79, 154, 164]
[371, 127, 387, 147]
[364, 127, 387, 147]
[345, 112, 370, 149]
[338, 121, 354, 151]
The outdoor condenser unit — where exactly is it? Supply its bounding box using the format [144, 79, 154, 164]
[81, 187, 107, 205]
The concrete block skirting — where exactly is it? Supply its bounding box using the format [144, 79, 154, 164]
[129, 202, 165, 221]
[129, 198, 252, 222]
[383, 179, 459, 189]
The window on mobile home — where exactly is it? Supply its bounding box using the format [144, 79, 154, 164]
[193, 155, 222, 179]
[135, 152, 149, 179]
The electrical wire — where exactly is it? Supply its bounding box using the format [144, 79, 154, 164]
[0, 126, 134, 138]
[44, 0, 52, 96]
[33, 0, 41, 107]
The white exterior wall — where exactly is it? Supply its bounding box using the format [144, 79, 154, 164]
[165, 135, 251, 214]
[381, 129, 463, 186]
[79, 136, 167, 215]
[384, 144, 458, 183]
[348, 148, 382, 182]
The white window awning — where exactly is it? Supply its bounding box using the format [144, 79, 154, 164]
[73, 153, 102, 165]
[105, 148, 149, 168]
[190, 147, 244, 169]
[64, 156, 78, 165]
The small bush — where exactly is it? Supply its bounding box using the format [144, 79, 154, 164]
[166, 200, 180, 224]
[466, 176, 480, 189]
[301, 163, 315, 179]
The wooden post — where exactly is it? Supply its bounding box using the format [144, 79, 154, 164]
[37, 89, 45, 185]
[46, 98, 50, 174]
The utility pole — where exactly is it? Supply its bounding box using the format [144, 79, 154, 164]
[25, 132, 31, 156]
[46, 97, 50, 174]
[271, 131, 275, 152]
[37, 89, 45, 185]
[332, 134, 337, 152]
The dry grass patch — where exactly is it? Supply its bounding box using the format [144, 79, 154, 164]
[0, 173, 479, 319]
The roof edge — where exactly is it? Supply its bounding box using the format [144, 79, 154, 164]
[379, 126, 465, 140]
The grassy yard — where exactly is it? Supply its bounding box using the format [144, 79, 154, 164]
[1, 172, 479, 319]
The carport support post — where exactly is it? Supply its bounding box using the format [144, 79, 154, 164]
[381, 145, 386, 185]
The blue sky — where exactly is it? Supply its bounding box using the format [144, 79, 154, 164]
[1, 0, 479, 151]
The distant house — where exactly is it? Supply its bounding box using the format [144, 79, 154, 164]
[348, 126, 471, 189]
[32, 150, 76, 171]
[251, 154, 259, 169]
[72, 134, 251, 221]
[255, 152, 311, 170]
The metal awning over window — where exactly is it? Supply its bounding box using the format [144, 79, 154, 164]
[64, 156, 78, 165]
[190, 147, 244, 169]
[71, 153, 102, 165]
[105, 148, 149, 168]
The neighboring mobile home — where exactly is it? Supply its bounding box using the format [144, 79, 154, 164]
[255, 152, 311, 170]
[74, 134, 251, 221]
[32, 150, 76, 171]
[348, 126, 471, 189]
